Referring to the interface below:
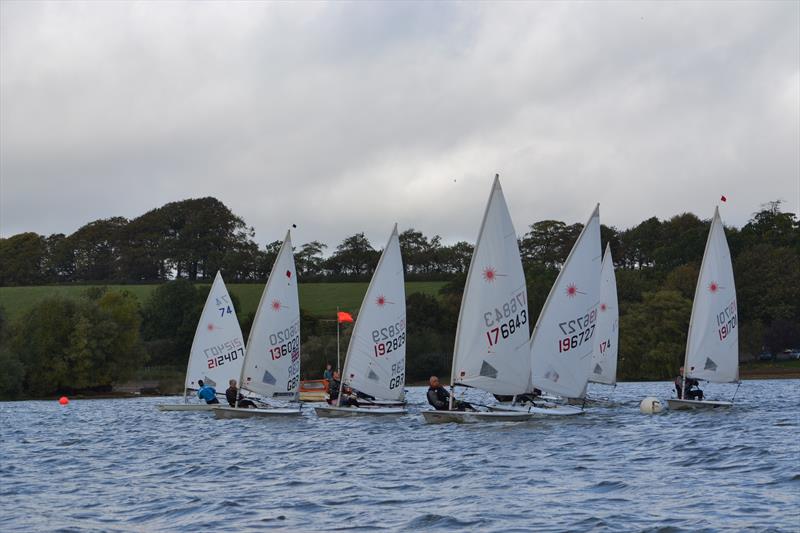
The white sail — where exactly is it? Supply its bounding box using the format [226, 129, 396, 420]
[530, 205, 602, 398]
[684, 207, 738, 383]
[340, 224, 406, 402]
[590, 243, 619, 386]
[184, 271, 246, 392]
[450, 175, 530, 395]
[240, 231, 301, 399]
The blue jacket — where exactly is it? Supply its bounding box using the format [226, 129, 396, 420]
[197, 385, 217, 402]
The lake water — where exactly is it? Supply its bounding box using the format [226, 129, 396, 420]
[1, 380, 798, 532]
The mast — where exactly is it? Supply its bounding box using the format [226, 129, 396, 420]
[449, 174, 503, 409]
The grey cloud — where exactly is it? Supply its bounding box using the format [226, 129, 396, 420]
[1, 1, 798, 249]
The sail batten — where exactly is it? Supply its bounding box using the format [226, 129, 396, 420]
[530, 204, 602, 398]
[684, 207, 739, 383]
[340, 224, 407, 402]
[450, 175, 530, 396]
[240, 231, 301, 398]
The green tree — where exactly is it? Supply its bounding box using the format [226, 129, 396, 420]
[0, 232, 48, 285]
[0, 306, 25, 399]
[296, 241, 328, 278]
[618, 290, 692, 380]
[140, 280, 205, 366]
[69, 217, 128, 281]
[326, 233, 379, 276]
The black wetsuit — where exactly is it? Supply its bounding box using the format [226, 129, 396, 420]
[427, 386, 474, 411]
[226, 387, 257, 408]
[675, 376, 704, 400]
[329, 379, 359, 407]
[428, 386, 451, 410]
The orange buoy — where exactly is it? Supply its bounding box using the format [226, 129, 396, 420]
[59, 396, 69, 405]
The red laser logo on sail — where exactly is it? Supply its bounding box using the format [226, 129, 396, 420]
[207, 323, 215, 331]
[709, 281, 721, 293]
[271, 299, 282, 311]
[376, 295, 388, 307]
[566, 284, 584, 298]
[600, 303, 608, 312]
[482, 267, 497, 282]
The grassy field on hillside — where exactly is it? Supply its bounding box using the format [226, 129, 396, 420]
[0, 281, 448, 321]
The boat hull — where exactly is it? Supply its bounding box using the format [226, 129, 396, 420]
[314, 406, 407, 417]
[421, 410, 534, 424]
[213, 406, 302, 419]
[156, 404, 216, 412]
[489, 404, 584, 416]
[667, 399, 733, 410]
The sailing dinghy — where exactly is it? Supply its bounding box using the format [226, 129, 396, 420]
[495, 205, 603, 417]
[422, 175, 535, 423]
[667, 207, 739, 410]
[589, 243, 619, 389]
[214, 231, 302, 418]
[315, 225, 408, 417]
[157, 271, 245, 412]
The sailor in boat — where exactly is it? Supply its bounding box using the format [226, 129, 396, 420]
[674, 366, 704, 400]
[323, 363, 333, 381]
[426, 376, 475, 411]
[328, 371, 361, 408]
[196, 380, 220, 405]
[493, 390, 542, 405]
[225, 379, 257, 408]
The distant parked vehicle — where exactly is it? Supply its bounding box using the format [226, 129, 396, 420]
[779, 349, 800, 360]
[758, 351, 773, 361]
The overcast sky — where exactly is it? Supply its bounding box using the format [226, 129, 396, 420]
[1, 1, 798, 249]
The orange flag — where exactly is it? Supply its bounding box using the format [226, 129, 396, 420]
[337, 311, 354, 323]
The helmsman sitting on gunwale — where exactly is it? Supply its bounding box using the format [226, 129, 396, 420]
[426, 376, 475, 411]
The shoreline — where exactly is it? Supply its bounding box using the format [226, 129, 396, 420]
[3, 367, 797, 402]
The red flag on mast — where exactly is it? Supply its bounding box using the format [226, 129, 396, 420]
[337, 311, 354, 323]
[720, 195, 727, 202]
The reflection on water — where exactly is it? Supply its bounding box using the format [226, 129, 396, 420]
[1, 380, 799, 532]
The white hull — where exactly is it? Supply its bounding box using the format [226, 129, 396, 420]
[360, 399, 406, 407]
[421, 410, 534, 424]
[213, 406, 302, 419]
[667, 399, 733, 410]
[490, 404, 584, 416]
[156, 404, 217, 412]
[314, 405, 407, 417]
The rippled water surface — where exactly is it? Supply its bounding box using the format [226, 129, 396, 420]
[2, 380, 799, 532]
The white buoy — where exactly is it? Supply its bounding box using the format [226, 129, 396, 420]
[640, 397, 663, 414]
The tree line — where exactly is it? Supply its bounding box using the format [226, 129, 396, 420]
[0, 198, 797, 399]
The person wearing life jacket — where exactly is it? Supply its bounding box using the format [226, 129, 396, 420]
[226, 379, 257, 408]
[675, 367, 704, 400]
[196, 380, 219, 404]
[328, 371, 360, 407]
[427, 376, 474, 411]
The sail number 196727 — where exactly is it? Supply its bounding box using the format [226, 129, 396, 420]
[557, 309, 597, 353]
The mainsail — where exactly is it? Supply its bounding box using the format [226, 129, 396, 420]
[590, 243, 619, 386]
[684, 207, 739, 383]
[185, 271, 246, 394]
[450, 175, 530, 395]
[239, 231, 301, 399]
[530, 205, 602, 398]
[340, 224, 406, 402]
